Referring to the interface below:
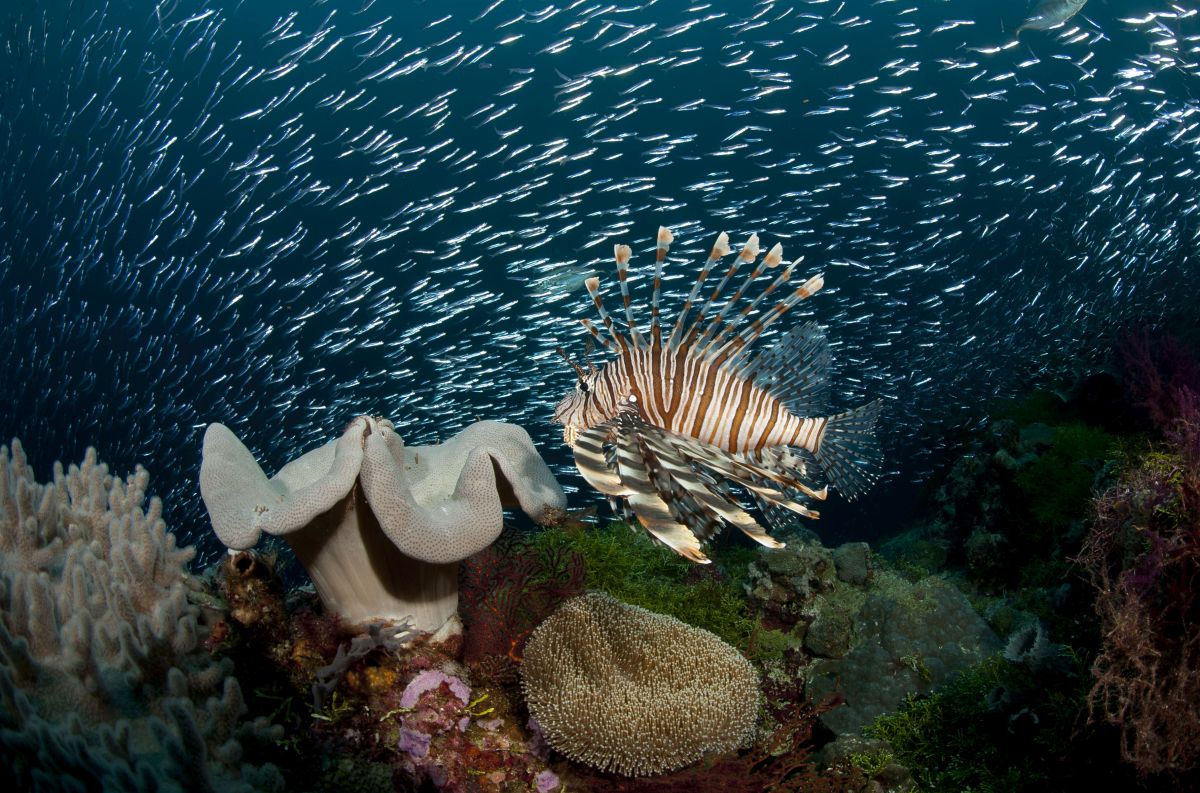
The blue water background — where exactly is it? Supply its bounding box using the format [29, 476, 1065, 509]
[1, 0, 1197, 562]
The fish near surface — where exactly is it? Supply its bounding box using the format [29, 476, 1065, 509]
[1017, 0, 1088, 35]
[552, 226, 882, 563]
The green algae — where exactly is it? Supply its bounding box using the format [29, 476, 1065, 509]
[528, 520, 757, 648]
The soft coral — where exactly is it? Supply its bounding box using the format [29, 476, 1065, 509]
[1079, 327, 1200, 776]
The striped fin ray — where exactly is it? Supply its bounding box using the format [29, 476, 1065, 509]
[666, 231, 731, 350]
[713, 271, 825, 368]
[712, 462, 824, 521]
[704, 257, 801, 367]
[697, 241, 785, 359]
[649, 226, 673, 346]
[634, 420, 783, 548]
[572, 423, 629, 496]
[689, 448, 825, 519]
[682, 233, 759, 349]
[583, 276, 629, 352]
[609, 415, 709, 563]
[613, 244, 646, 349]
[656, 426, 826, 519]
[580, 318, 618, 354]
[665, 428, 827, 501]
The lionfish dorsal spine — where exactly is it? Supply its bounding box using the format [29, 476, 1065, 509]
[680, 232, 758, 351]
[583, 276, 628, 352]
[689, 233, 760, 351]
[726, 272, 825, 373]
[649, 226, 673, 346]
[580, 317, 618, 354]
[696, 240, 785, 361]
[666, 231, 730, 350]
[705, 259, 799, 367]
[613, 243, 647, 350]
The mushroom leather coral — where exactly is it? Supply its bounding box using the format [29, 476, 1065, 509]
[200, 416, 565, 631]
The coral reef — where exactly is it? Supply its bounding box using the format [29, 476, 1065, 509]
[874, 386, 1125, 685]
[208, 546, 559, 792]
[741, 538, 999, 739]
[520, 591, 760, 776]
[564, 693, 863, 793]
[392, 668, 558, 791]
[806, 572, 1001, 736]
[1079, 444, 1200, 775]
[0, 440, 283, 791]
[200, 416, 566, 631]
[529, 519, 758, 647]
[459, 532, 586, 685]
[311, 619, 418, 710]
[1072, 326, 1200, 777]
[744, 538, 839, 628]
[861, 654, 1092, 792]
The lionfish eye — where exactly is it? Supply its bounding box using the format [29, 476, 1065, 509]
[578, 379, 589, 393]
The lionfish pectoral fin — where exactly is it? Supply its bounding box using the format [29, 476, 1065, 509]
[640, 429, 780, 548]
[608, 419, 710, 562]
[573, 423, 630, 496]
[814, 400, 884, 500]
[627, 491, 711, 563]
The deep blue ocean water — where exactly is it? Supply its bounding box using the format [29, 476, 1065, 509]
[1, 0, 1197, 563]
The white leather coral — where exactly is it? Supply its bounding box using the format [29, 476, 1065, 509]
[200, 416, 566, 632]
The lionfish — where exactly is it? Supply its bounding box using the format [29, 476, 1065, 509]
[552, 226, 882, 563]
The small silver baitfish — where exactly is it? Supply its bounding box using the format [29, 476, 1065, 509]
[552, 226, 882, 563]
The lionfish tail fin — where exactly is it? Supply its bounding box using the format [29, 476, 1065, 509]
[815, 400, 884, 500]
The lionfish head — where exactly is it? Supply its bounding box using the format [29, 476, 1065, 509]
[552, 346, 603, 447]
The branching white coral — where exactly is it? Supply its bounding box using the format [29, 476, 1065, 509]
[0, 439, 283, 792]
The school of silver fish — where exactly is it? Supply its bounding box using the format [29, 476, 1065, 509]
[0, 0, 1197, 560]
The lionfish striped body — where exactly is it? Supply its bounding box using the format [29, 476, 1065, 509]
[552, 226, 882, 563]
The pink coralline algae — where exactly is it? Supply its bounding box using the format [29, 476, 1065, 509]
[393, 667, 560, 791]
[398, 727, 432, 759]
[535, 769, 561, 792]
[400, 669, 471, 709]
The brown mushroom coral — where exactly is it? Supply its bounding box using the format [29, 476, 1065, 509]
[520, 591, 760, 776]
[199, 416, 565, 632]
